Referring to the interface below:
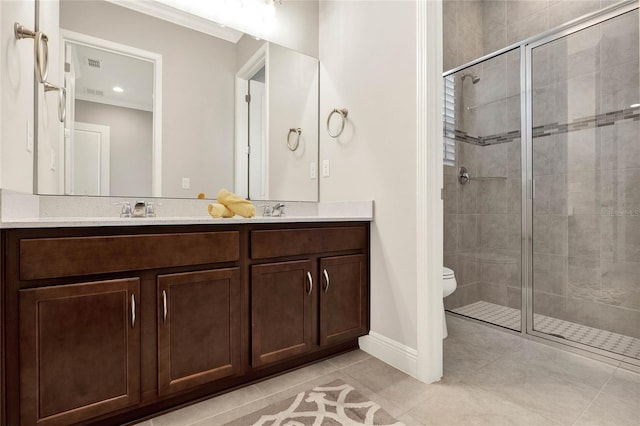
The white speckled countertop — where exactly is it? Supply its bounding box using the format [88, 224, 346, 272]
[0, 190, 373, 228]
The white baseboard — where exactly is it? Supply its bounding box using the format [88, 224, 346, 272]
[358, 331, 418, 378]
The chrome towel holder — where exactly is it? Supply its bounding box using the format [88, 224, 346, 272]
[15, 22, 65, 123]
[326, 108, 348, 138]
[14, 22, 48, 84]
[287, 128, 302, 151]
[44, 82, 66, 123]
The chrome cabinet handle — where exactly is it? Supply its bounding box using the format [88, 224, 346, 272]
[306, 271, 313, 295]
[162, 290, 167, 322]
[131, 294, 136, 328]
[323, 269, 330, 292]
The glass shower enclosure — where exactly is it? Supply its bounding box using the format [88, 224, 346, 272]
[443, 1, 640, 366]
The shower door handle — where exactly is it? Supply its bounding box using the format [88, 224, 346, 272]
[528, 179, 535, 200]
[532, 179, 536, 200]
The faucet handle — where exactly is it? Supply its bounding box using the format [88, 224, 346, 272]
[112, 201, 132, 217]
[272, 203, 285, 217]
[119, 202, 132, 218]
[259, 204, 274, 216]
[145, 203, 156, 218]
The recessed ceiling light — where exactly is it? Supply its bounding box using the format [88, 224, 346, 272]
[113, 86, 124, 93]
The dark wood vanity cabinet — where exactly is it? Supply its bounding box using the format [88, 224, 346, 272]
[251, 260, 314, 367]
[319, 254, 368, 347]
[19, 278, 141, 426]
[157, 268, 242, 396]
[0, 222, 369, 426]
[249, 226, 370, 368]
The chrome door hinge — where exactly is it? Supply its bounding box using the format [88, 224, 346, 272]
[245, 94, 251, 103]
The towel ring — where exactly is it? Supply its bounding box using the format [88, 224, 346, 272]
[327, 108, 348, 138]
[287, 128, 302, 151]
[44, 82, 66, 123]
[14, 23, 49, 84]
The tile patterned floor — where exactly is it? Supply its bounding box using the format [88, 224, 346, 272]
[135, 315, 640, 425]
[452, 300, 640, 360]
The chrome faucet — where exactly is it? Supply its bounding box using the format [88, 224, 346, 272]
[272, 203, 285, 217]
[261, 203, 286, 217]
[132, 200, 147, 218]
[114, 200, 156, 218]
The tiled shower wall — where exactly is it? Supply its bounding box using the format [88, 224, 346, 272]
[444, 0, 624, 72]
[531, 10, 640, 339]
[443, 1, 640, 339]
[443, 139, 523, 313]
[444, 0, 640, 337]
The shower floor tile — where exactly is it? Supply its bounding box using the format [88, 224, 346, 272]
[451, 301, 640, 360]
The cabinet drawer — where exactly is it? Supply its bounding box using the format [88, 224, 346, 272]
[251, 226, 367, 259]
[20, 231, 240, 280]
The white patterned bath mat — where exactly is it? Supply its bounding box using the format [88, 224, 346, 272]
[225, 379, 404, 426]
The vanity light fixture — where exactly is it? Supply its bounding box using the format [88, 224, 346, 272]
[113, 86, 124, 93]
[631, 103, 640, 108]
[153, 0, 278, 37]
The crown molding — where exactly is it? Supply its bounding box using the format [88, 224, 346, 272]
[104, 0, 244, 43]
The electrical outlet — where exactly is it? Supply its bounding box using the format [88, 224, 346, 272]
[310, 162, 317, 179]
[322, 160, 330, 177]
[182, 177, 190, 189]
[27, 121, 34, 153]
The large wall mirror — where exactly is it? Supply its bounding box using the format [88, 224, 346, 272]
[36, 0, 319, 201]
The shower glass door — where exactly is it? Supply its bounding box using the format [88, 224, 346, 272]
[529, 9, 640, 363]
[443, 48, 523, 332]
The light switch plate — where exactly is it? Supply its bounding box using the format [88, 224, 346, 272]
[310, 162, 317, 179]
[322, 160, 330, 177]
[182, 177, 190, 189]
[50, 148, 56, 171]
[27, 121, 34, 153]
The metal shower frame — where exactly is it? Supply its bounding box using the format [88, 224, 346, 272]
[443, 0, 640, 370]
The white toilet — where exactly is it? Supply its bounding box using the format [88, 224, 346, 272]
[442, 267, 457, 338]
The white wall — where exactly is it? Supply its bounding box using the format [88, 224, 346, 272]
[75, 100, 153, 197]
[268, 0, 319, 58]
[319, 0, 418, 351]
[268, 43, 318, 201]
[1, 0, 35, 193]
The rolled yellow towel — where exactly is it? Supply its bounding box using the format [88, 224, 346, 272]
[207, 203, 235, 218]
[217, 188, 256, 218]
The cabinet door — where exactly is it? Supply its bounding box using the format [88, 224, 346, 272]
[320, 255, 368, 346]
[19, 278, 140, 426]
[251, 260, 313, 367]
[157, 268, 241, 396]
